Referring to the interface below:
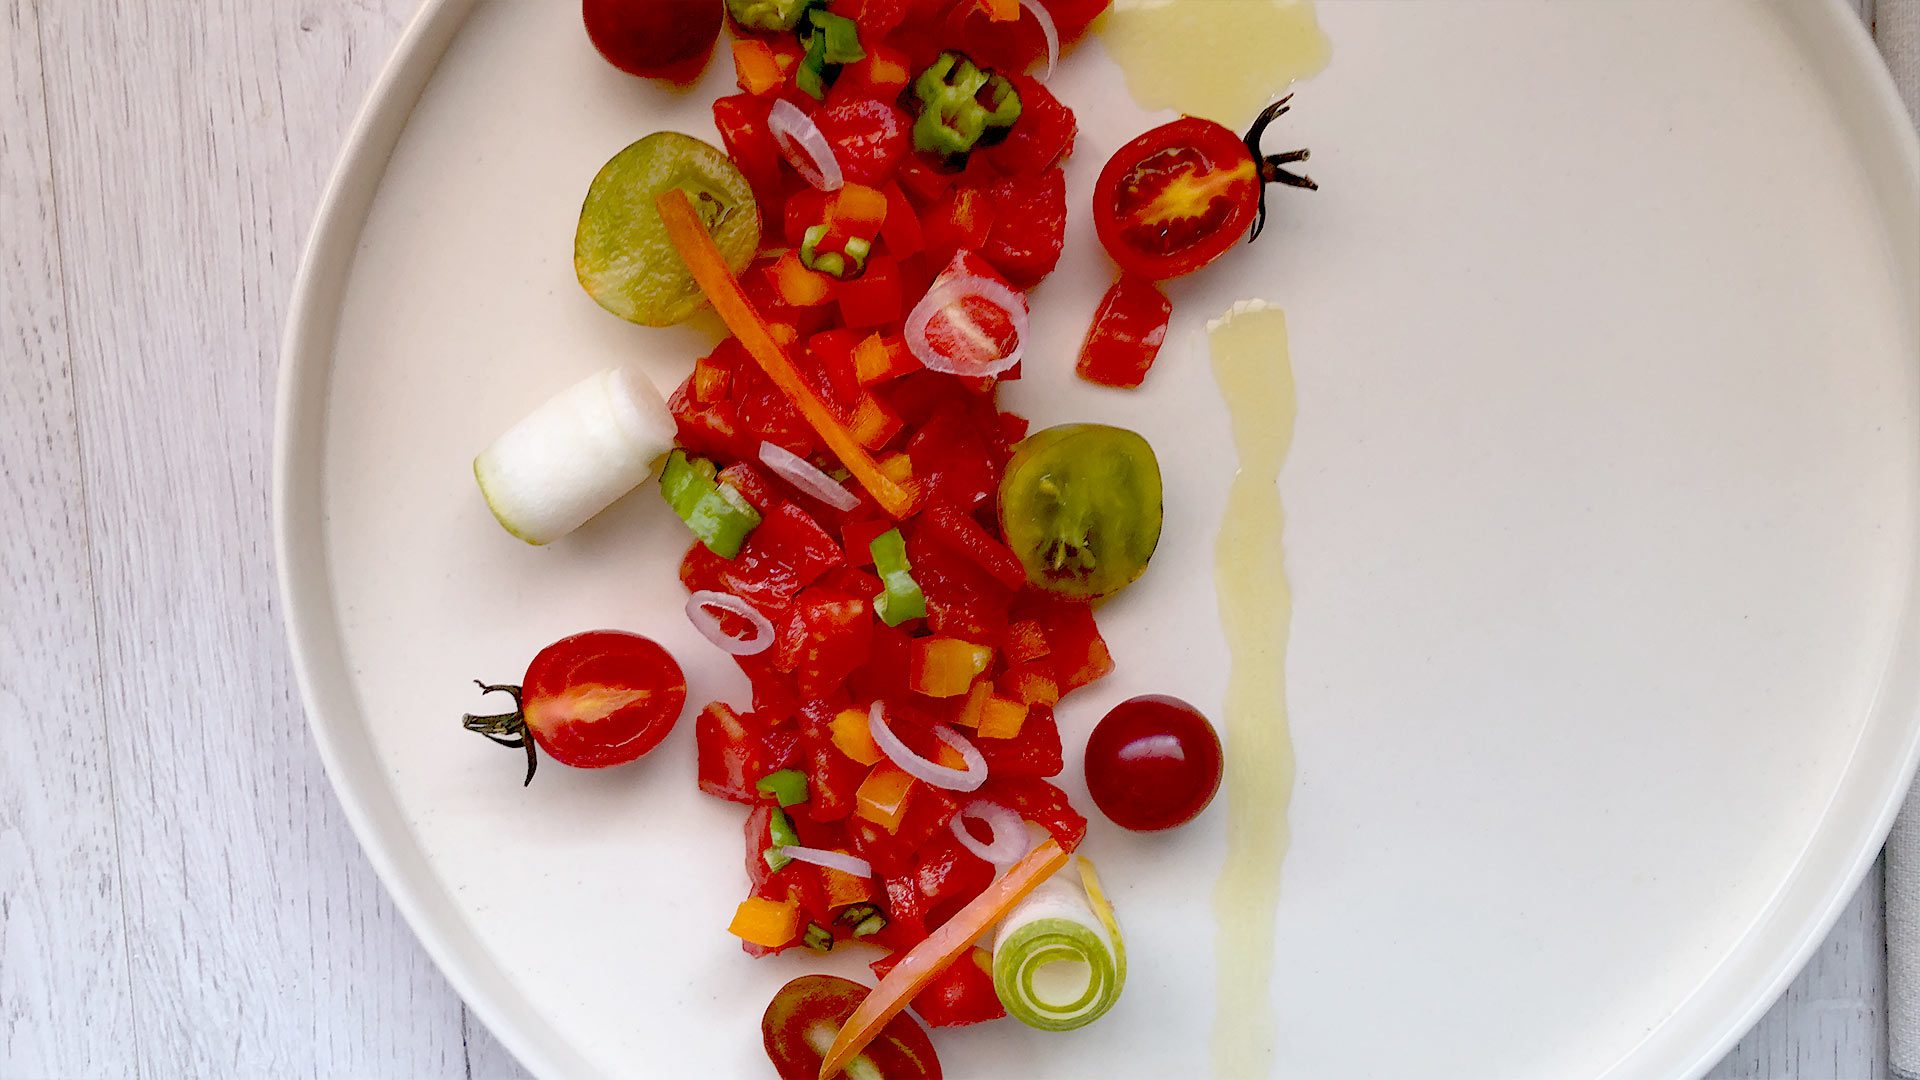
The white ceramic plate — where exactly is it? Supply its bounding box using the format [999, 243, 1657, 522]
[276, 2, 1920, 1077]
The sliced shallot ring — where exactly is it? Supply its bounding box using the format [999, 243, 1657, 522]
[1019, 0, 1061, 81]
[759, 441, 859, 511]
[868, 701, 989, 792]
[904, 272, 1029, 377]
[768, 99, 844, 191]
[779, 846, 874, 879]
[951, 800, 1028, 867]
[685, 590, 775, 656]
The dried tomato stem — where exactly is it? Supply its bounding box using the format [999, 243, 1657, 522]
[462, 680, 538, 786]
[1242, 94, 1316, 242]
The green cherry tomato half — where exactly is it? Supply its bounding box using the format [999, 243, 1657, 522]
[762, 975, 942, 1080]
[998, 423, 1164, 600]
[574, 131, 760, 326]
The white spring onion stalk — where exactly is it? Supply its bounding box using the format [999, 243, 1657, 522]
[778, 846, 873, 879]
[685, 590, 775, 656]
[768, 99, 845, 191]
[759, 441, 859, 511]
[472, 365, 674, 545]
[868, 701, 989, 792]
[992, 856, 1126, 1031]
[904, 268, 1029, 378]
[951, 801, 1028, 867]
[1019, 0, 1060, 80]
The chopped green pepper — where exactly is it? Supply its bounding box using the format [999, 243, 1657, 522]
[911, 52, 1022, 156]
[660, 450, 762, 558]
[755, 768, 810, 808]
[763, 807, 800, 871]
[726, 0, 813, 33]
[800, 225, 871, 280]
[802, 922, 836, 953]
[794, 8, 863, 100]
[869, 528, 927, 626]
[836, 904, 889, 938]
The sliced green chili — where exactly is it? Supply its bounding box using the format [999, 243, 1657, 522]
[802, 922, 836, 953]
[763, 807, 800, 871]
[725, 0, 813, 32]
[660, 449, 761, 559]
[794, 8, 863, 99]
[800, 225, 871, 280]
[755, 768, 810, 808]
[869, 527, 927, 626]
[911, 52, 1022, 156]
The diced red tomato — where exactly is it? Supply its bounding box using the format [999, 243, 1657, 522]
[712, 94, 783, 209]
[815, 98, 913, 187]
[979, 167, 1067, 287]
[921, 186, 995, 265]
[972, 703, 1063, 778]
[830, 40, 913, 104]
[775, 587, 873, 696]
[1077, 273, 1173, 388]
[798, 701, 866, 822]
[871, 946, 1007, 1027]
[836, 253, 905, 329]
[913, 829, 995, 927]
[920, 504, 1029, 591]
[980, 775, 1087, 851]
[879, 183, 924, 258]
[832, 0, 913, 40]
[854, 332, 921, 386]
[696, 702, 761, 803]
[983, 73, 1076, 177]
[895, 154, 954, 205]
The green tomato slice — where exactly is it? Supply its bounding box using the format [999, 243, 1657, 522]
[574, 131, 760, 327]
[999, 423, 1163, 600]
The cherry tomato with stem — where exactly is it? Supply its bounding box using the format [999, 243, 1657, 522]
[462, 630, 688, 785]
[1092, 95, 1316, 281]
[1083, 694, 1223, 831]
[582, 0, 722, 83]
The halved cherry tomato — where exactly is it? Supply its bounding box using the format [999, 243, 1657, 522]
[1092, 97, 1315, 280]
[762, 974, 942, 1080]
[462, 631, 688, 785]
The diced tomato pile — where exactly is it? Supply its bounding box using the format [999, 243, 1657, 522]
[678, 0, 1119, 1024]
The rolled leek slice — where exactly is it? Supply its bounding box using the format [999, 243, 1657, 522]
[473, 365, 674, 545]
[991, 856, 1126, 1031]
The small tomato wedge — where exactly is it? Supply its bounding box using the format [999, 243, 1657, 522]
[1075, 273, 1172, 389]
[1092, 97, 1315, 281]
[763, 974, 942, 1080]
[462, 631, 688, 785]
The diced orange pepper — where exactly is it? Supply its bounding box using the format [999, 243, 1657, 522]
[769, 250, 834, 307]
[824, 859, 876, 908]
[824, 184, 890, 247]
[732, 39, 786, 96]
[729, 897, 800, 949]
[1001, 662, 1061, 706]
[848, 394, 903, 450]
[856, 764, 917, 833]
[977, 0, 1019, 20]
[853, 333, 919, 386]
[878, 451, 915, 486]
[951, 679, 993, 728]
[1004, 618, 1051, 664]
[911, 638, 994, 698]
[976, 697, 1028, 740]
[832, 707, 884, 765]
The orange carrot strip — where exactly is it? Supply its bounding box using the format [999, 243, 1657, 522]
[656, 188, 917, 518]
[818, 839, 1068, 1080]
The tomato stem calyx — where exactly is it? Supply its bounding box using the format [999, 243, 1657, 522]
[462, 680, 539, 786]
[1243, 94, 1316, 243]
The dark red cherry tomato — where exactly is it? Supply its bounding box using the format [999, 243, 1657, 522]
[582, 0, 721, 83]
[462, 631, 688, 785]
[1092, 97, 1315, 281]
[1083, 695, 1223, 831]
[762, 974, 942, 1080]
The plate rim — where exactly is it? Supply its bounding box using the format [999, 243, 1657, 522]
[272, 2, 1920, 1077]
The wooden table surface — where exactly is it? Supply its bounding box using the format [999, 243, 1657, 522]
[0, 1, 1902, 1077]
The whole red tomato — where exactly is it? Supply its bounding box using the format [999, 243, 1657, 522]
[1083, 695, 1223, 831]
[462, 630, 688, 785]
[581, 0, 721, 83]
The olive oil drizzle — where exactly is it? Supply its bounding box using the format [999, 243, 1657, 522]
[1207, 301, 1297, 1077]
[1098, 0, 1331, 130]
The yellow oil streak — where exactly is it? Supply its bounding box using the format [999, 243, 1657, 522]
[1099, 0, 1331, 130]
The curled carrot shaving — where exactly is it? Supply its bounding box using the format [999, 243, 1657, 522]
[656, 188, 917, 518]
[818, 839, 1069, 1079]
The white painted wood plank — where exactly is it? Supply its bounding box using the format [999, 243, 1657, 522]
[31, 0, 468, 1075]
[1709, 863, 1887, 1080]
[0, 1, 139, 1076]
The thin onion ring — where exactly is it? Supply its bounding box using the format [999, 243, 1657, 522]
[952, 801, 1028, 867]
[685, 590, 775, 656]
[779, 846, 873, 879]
[1019, 0, 1061, 80]
[768, 99, 844, 191]
[759, 441, 859, 511]
[868, 701, 989, 792]
[904, 270, 1029, 377]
